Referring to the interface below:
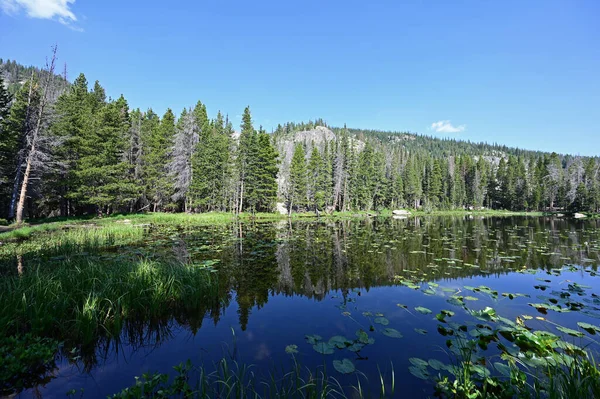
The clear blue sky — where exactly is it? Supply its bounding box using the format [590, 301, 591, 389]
[1, 0, 599, 155]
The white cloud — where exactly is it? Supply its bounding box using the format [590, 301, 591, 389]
[1, 0, 78, 26]
[430, 120, 466, 134]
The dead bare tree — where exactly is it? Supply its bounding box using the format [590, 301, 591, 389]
[15, 47, 58, 224]
[169, 110, 198, 212]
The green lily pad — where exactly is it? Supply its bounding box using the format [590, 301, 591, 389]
[346, 343, 364, 352]
[409, 366, 429, 380]
[556, 326, 584, 337]
[415, 306, 432, 315]
[494, 362, 511, 378]
[374, 317, 390, 326]
[381, 328, 403, 338]
[285, 344, 298, 354]
[414, 328, 428, 335]
[409, 357, 428, 368]
[356, 329, 369, 344]
[312, 342, 335, 355]
[305, 334, 322, 345]
[428, 359, 446, 371]
[328, 335, 351, 349]
[333, 359, 355, 374]
[577, 322, 600, 335]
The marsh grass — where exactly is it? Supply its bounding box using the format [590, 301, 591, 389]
[0, 257, 220, 348]
[110, 355, 395, 398]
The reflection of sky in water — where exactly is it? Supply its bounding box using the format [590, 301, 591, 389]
[24, 217, 600, 398]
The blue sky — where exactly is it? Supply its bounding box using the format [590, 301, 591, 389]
[1, 0, 599, 155]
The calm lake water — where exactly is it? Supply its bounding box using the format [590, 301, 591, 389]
[19, 216, 600, 398]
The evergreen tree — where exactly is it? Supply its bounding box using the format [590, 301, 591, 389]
[404, 156, 422, 208]
[143, 109, 175, 211]
[245, 130, 278, 212]
[307, 144, 326, 211]
[236, 106, 255, 213]
[74, 95, 134, 215]
[288, 143, 308, 212]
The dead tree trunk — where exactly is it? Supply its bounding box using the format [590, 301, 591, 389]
[8, 71, 35, 220]
[15, 47, 57, 225]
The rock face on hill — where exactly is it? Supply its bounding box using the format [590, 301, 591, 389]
[274, 126, 364, 200]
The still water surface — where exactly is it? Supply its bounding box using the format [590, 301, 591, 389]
[23, 216, 600, 397]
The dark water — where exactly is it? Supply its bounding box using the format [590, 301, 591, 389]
[21, 216, 600, 398]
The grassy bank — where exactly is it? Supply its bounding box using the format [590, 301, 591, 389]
[0, 209, 551, 243]
[0, 257, 220, 346]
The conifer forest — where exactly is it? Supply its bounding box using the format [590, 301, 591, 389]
[1, 53, 598, 224]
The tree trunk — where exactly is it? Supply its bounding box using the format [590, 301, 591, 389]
[8, 72, 35, 220]
[15, 142, 35, 224]
[15, 48, 57, 224]
[238, 179, 244, 214]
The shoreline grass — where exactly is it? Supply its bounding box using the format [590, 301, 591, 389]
[0, 209, 561, 243]
[0, 257, 221, 347]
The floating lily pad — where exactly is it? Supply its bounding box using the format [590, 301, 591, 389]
[329, 335, 351, 349]
[494, 362, 511, 378]
[285, 345, 298, 354]
[556, 326, 584, 337]
[414, 328, 428, 335]
[428, 359, 446, 371]
[333, 359, 355, 374]
[409, 357, 429, 368]
[415, 306, 432, 315]
[312, 342, 335, 355]
[577, 322, 600, 335]
[305, 334, 322, 345]
[381, 328, 403, 338]
[409, 366, 429, 380]
[346, 343, 364, 352]
[374, 317, 389, 326]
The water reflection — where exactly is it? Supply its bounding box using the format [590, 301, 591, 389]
[11, 216, 600, 396]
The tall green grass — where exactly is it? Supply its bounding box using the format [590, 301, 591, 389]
[0, 257, 221, 347]
[110, 355, 395, 398]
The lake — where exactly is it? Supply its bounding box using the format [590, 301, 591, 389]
[10, 216, 600, 398]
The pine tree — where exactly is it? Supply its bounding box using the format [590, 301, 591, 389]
[245, 130, 278, 212]
[289, 143, 308, 212]
[74, 95, 133, 215]
[236, 106, 255, 213]
[404, 156, 422, 208]
[307, 144, 326, 211]
[143, 109, 175, 211]
[190, 109, 232, 211]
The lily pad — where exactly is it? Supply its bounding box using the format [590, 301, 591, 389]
[312, 342, 335, 355]
[577, 322, 600, 335]
[494, 362, 511, 378]
[329, 335, 351, 349]
[409, 366, 429, 380]
[381, 328, 403, 338]
[415, 306, 432, 315]
[333, 359, 355, 374]
[305, 334, 322, 345]
[556, 326, 585, 337]
[428, 359, 446, 371]
[285, 345, 298, 354]
[414, 328, 428, 335]
[409, 357, 429, 368]
[346, 343, 364, 352]
[374, 317, 390, 326]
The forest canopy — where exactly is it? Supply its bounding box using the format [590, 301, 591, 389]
[1, 55, 598, 222]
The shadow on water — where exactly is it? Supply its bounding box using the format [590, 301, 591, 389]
[2, 216, 600, 397]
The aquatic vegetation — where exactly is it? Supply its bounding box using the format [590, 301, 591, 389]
[2, 216, 600, 397]
[0, 257, 220, 347]
[0, 334, 58, 395]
